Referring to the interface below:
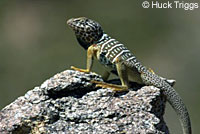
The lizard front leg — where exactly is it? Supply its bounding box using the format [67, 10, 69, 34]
[71, 44, 98, 73]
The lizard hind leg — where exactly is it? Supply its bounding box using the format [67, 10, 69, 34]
[148, 68, 176, 87]
[148, 68, 155, 74]
[91, 57, 129, 92]
[91, 80, 128, 92]
[148, 67, 176, 87]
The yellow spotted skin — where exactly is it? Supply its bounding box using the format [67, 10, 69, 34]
[67, 17, 192, 134]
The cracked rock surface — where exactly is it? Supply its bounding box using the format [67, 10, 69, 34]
[0, 70, 169, 134]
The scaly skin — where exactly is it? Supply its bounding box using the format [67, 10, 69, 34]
[67, 17, 191, 134]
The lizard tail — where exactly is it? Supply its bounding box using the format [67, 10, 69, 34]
[141, 71, 192, 134]
[161, 84, 192, 134]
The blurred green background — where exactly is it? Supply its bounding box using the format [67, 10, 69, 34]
[0, 0, 199, 133]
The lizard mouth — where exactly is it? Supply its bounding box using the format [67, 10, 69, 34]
[67, 18, 83, 30]
[67, 17, 87, 27]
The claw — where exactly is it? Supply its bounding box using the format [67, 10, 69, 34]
[91, 80, 128, 92]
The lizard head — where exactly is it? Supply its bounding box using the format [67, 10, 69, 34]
[67, 17, 103, 49]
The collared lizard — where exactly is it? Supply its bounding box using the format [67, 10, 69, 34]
[67, 17, 191, 134]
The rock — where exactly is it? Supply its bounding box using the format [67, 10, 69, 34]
[0, 70, 169, 134]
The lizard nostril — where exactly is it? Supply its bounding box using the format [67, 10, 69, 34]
[67, 18, 74, 25]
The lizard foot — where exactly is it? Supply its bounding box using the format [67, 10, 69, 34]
[91, 80, 128, 92]
[71, 66, 90, 73]
[71, 66, 98, 75]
